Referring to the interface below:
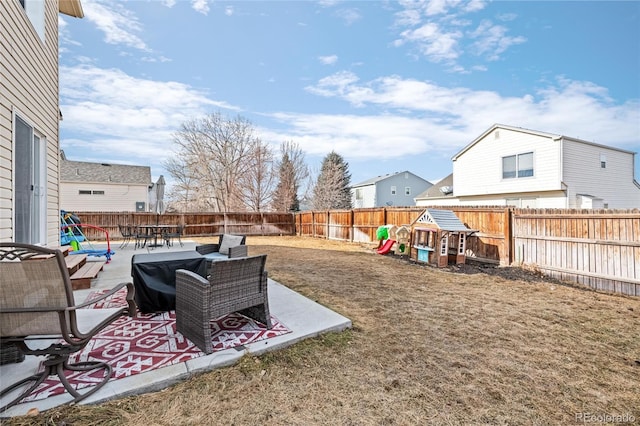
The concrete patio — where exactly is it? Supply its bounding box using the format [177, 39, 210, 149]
[0, 241, 352, 418]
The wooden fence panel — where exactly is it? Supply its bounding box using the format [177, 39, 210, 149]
[352, 209, 387, 242]
[312, 211, 328, 238]
[443, 207, 511, 265]
[297, 212, 314, 237]
[328, 210, 352, 240]
[513, 209, 640, 296]
[384, 207, 424, 227]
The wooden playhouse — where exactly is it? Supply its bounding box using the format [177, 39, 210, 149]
[409, 209, 476, 267]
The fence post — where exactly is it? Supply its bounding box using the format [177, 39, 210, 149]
[504, 207, 512, 266]
[350, 209, 354, 242]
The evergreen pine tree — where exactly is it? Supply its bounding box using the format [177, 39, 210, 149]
[312, 151, 352, 210]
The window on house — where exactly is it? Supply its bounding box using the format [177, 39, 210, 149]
[502, 152, 534, 179]
[20, 0, 45, 41]
[405, 187, 411, 195]
[79, 190, 91, 195]
[79, 190, 105, 195]
[600, 154, 607, 168]
[355, 188, 363, 200]
[391, 186, 396, 195]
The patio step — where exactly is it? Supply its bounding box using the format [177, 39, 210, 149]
[64, 253, 87, 276]
[70, 261, 105, 290]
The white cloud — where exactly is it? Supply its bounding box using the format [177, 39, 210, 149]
[192, 0, 210, 15]
[225, 6, 234, 16]
[59, 65, 238, 163]
[81, 0, 149, 51]
[335, 8, 362, 25]
[469, 20, 526, 61]
[393, 0, 524, 71]
[278, 72, 640, 163]
[318, 55, 339, 65]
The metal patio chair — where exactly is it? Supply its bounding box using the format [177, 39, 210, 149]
[0, 243, 136, 412]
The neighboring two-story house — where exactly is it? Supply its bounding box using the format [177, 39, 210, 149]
[60, 152, 152, 212]
[352, 171, 432, 208]
[1, 0, 83, 244]
[415, 124, 640, 209]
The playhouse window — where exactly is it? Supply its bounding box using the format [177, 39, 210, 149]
[439, 236, 448, 256]
[458, 233, 465, 255]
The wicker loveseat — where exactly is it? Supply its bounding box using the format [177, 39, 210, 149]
[195, 234, 247, 261]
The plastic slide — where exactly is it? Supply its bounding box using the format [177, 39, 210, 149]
[376, 239, 396, 255]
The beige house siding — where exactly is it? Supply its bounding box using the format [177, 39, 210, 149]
[60, 158, 152, 212]
[0, 0, 62, 244]
[61, 182, 150, 212]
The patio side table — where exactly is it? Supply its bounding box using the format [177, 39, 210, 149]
[131, 250, 207, 313]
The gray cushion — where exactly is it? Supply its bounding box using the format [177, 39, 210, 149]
[219, 234, 244, 255]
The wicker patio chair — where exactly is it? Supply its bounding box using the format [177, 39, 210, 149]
[195, 234, 247, 259]
[175, 254, 272, 354]
[0, 243, 136, 412]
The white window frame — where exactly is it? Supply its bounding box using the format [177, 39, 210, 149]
[600, 154, 607, 169]
[391, 186, 396, 195]
[405, 187, 411, 196]
[502, 152, 534, 179]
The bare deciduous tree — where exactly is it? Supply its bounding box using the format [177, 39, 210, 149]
[168, 112, 264, 212]
[239, 139, 276, 212]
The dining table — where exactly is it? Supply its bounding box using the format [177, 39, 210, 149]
[137, 224, 175, 248]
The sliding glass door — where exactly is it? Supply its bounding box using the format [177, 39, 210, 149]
[14, 114, 46, 244]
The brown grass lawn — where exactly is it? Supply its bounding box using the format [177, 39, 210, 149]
[5, 236, 639, 425]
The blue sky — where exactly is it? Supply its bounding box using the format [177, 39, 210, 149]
[59, 0, 640, 190]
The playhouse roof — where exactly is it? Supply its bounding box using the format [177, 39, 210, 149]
[412, 209, 475, 232]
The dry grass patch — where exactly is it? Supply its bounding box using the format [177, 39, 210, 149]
[5, 236, 639, 425]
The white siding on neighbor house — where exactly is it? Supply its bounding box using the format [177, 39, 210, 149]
[453, 127, 562, 197]
[0, 0, 61, 244]
[352, 185, 376, 208]
[61, 182, 150, 212]
[417, 191, 567, 208]
[562, 139, 640, 208]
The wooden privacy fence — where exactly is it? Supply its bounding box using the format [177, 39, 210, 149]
[70, 208, 639, 296]
[296, 207, 511, 265]
[70, 211, 296, 241]
[297, 207, 639, 296]
[512, 209, 639, 296]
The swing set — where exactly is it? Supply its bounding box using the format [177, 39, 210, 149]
[60, 210, 114, 262]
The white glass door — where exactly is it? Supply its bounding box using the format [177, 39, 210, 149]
[14, 114, 46, 244]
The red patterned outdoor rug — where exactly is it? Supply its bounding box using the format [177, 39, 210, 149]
[24, 289, 290, 402]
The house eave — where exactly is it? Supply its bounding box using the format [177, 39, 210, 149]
[59, 0, 84, 18]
